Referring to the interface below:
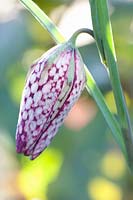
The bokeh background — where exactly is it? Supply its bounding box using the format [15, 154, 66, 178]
[0, 0, 133, 199]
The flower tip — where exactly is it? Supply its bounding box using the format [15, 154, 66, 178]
[29, 152, 41, 160]
[29, 155, 35, 160]
[16, 137, 26, 154]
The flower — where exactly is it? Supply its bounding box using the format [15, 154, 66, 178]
[16, 41, 86, 159]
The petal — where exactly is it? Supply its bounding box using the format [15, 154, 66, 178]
[16, 42, 86, 159]
[29, 49, 86, 159]
[16, 44, 73, 155]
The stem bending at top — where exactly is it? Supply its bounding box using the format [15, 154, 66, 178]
[69, 28, 94, 45]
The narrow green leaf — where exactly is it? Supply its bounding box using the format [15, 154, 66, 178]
[20, 0, 65, 44]
[89, 0, 133, 171]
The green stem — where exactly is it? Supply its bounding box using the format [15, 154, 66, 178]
[69, 28, 94, 45]
[20, 0, 130, 169]
[89, 0, 133, 171]
[20, 0, 65, 44]
[84, 65, 126, 157]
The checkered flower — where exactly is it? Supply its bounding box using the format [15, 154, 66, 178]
[16, 41, 86, 159]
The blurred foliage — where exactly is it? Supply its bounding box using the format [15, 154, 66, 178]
[0, 0, 133, 199]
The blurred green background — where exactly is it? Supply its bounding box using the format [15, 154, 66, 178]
[0, 0, 133, 199]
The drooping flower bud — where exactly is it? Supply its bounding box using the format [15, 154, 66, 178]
[16, 29, 93, 159]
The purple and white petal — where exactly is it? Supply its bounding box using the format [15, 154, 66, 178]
[16, 42, 86, 159]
